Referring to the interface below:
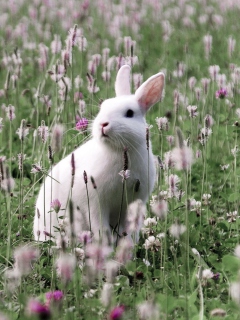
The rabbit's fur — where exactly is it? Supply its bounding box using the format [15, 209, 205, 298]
[34, 65, 164, 243]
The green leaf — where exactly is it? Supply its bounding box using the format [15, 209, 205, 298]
[228, 193, 239, 202]
[222, 255, 240, 273]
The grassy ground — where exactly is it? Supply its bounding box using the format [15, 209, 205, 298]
[1, 0, 240, 319]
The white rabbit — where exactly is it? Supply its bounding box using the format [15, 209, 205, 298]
[34, 65, 165, 244]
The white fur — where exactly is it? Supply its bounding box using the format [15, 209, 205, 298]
[34, 66, 165, 243]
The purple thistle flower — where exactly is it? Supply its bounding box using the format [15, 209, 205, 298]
[50, 199, 61, 213]
[76, 118, 88, 132]
[26, 298, 51, 319]
[45, 290, 64, 308]
[110, 305, 125, 320]
[215, 88, 227, 99]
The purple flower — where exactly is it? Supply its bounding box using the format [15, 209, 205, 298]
[26, 299, 51, 319]
[109, 306, 125, 320]
[50, 199, 61, 213]
[215, 88, 227, 99]
[76, 118, 88, 132]
[212, 272, 220, 281]
[45, 290, 64, 309]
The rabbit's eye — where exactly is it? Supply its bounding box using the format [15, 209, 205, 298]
[125, 109, 134, 118]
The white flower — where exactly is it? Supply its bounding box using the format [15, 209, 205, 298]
[100, 283, 113, 307]
[192, 248, 200, 256]
[197, 268, 213, 280]
[231, 146, 238, 157]
[143, 236, 161, 251]
[169, 223, 186, 238]
[143, 217, 157, 227]
[137, 301, 160, 320]
[118, 169, 130, 182]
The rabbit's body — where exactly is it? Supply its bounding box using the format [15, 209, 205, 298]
[34, 66, 164, 243]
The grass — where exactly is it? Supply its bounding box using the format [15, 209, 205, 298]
[1, 0, 240, 319]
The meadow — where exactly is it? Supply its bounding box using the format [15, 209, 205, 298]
[1, 0, 240, 319]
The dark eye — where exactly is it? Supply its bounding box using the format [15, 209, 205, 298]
[125, 109, 134, 118]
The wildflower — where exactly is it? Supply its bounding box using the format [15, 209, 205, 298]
[51, 124, 65, 153]
[226, 211, 238, 223]
[171, 146, 194, 171]
[195, 87, 201, 101]
[14, 245, 39, 276]
[166, 135, 174, 146]
[31, 163, 43, 174]
[228, 36, 236, 58]
[45, 290, 63, 308]
[203, 34, 212, 59]
[201, 78, 211, 94]
[55, 253, 76, 284]
[167, 174, 180, 198]
[50, 199, 61, 214]
[231, 146, 238, 157]
[220, 164, 229, 171]
[197, 268, 214, 286]
[169, 223, 186, 238]
[163, 151, 174, 169]
[85, 243, 112, 270]
[116, 238, 133, 264]
[48, 64, 65, 82]
[187, 105, 198, 118]
[202, 193, 211, 205]
[209, 65, 220, 81]
[199, 127, 212, 145]
[137, 301, 160, 320]
[155, 116, 168, 131]
[0, 118, 3, 132]
[74, 247, 85, 260]
[38, 121, 49, 143]
[105, 260, 119, 283]
[79, 99, 86, 115]
[102, 71, 111, 82]
[4, 268, 21, 292]
[101, 283, 113, 307]
[16, 119, 29, 140]
[76, 118, 88, 132]
[77, 35, 88, 52]
[127, 199, 146, 234]
[150, 199, 168, 219]
[86, 73, 99, 93]
[143, 259, 151, 267]
[78, 230, 92, 245]
[6, 104, 15, 121]
[188, 76, 196, 89]
[173, 62, 186, 78]
[118, 169, 130, 182]
[26, 299, 51, 319]
[230, 281, 240, 304]
[205, 114, 214, 128]
[133, 73, 143, 90]
[216, 88, 227, 99]
[1, 176, 15, 193]
[143, 217, 157, 228]
[110, 306, 125, 320]
[143, 236, 161, 251]
[51, 34, 62, 54]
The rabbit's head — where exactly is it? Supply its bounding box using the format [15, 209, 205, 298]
[92, 65, 165, 150]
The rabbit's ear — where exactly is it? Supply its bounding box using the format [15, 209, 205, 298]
[135, 73, 165, 113]
[115, 65, 131, 96]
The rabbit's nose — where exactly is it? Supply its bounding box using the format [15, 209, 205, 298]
[101, 122, 109, 136]
[101, 122, 109, 128]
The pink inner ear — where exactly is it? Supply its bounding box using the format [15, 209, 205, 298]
[136, 74, 164, 112]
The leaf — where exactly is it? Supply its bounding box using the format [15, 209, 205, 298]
[222, 255, 240, 273]
[228, 193, 239, 202]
